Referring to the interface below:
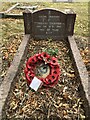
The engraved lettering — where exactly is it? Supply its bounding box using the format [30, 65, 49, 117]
[33, 10, 66, 38]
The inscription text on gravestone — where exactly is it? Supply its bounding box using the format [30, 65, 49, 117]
[32, 9, 66, 39]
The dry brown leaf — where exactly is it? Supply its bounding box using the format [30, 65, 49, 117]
[80, 51, 85, 56]
[63, 110, 67, 116]
[84, 48, 88, 54]
[3, 52, 8, 59]
[8, 46, 16, 53]
[83, 59, 90, 64]
[66, 72, 75, 78]
[1, 71, 6, 77]
[10, 101, 17, 110]
[63, 93, 69, 100]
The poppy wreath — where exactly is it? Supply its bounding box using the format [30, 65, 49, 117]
[24, 52, 60, 88]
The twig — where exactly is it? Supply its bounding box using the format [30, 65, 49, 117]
[47, 103, 51, 119]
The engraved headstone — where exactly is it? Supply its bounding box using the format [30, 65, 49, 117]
[23, 8, 76, 40]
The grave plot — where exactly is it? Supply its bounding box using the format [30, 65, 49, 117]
[0, 8, 89, 120]
[3, 39, 86, 120]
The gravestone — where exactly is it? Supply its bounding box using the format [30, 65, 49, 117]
[23, 8, 76, 39]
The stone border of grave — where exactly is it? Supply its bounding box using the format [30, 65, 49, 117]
[68, 36, 90, 118]
[0, 35, 30, 120]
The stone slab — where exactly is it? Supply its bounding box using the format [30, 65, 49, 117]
[4, 3, 20, 14]
[0, 3, 20, 19]
[23, 8, 76, 40]
[0, 35, 30, 120]
[4, 14, 23, 19]
[68, 36, 90, 118]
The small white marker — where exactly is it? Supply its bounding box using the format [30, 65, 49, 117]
[29, 77, 42, 91]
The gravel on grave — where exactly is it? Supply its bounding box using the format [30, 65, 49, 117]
[4, 39, 86, 120]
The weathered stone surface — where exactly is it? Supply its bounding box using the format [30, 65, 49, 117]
[23, 9, 32, 34]
[23, 8, 76, 40]
[0, 3, 20, 19]
[68, 36, 90, 118]
[0, 44, 2, 85]
[4, 3, 20, 14]
[0, 35, 30, 120]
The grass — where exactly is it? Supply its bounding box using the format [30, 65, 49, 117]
[0, 2, 14, 11]
[1, 18, 24, 79]
[0, 2, 89, 36]
[39, 2, 89, 37]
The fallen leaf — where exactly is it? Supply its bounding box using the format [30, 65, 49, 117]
[1, 71, 6, 77]
[66, 72, 75, 78]
[63, 93, 69, 100]
[3, 52, 8, 59]
[83, 59, 90, 64]
[63, 110, 67, 116]
[10, 101, 18, 110]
